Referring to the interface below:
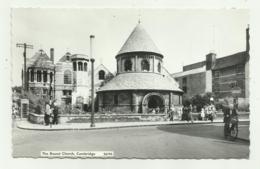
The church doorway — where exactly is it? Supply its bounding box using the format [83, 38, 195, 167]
[148, 95, 164, 109]
[142, 93, 165, 114]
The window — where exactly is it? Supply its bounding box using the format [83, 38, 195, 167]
[64, 70, 72, 84]
[37, 70, 42, 82]
[182, 86, 187, 93]
[30, 69, 34, 82]
[182, 77, 187, 93]
[63, 90, 72, 96]
[114, 94, 118, 105]
[229, 81, 238, 89]
[99, 70, 105, 80]
[66, 55, 70, 61]
[236, 65, 244, 74]
[78, 62, 83, 71]
[43, 71, 47, 82]
[141, 59, 150, 71]
[157, 62, 161, 73]
[84, 62, 88, 71]
[73, 62, 77, 71]
[124, 59, 132, 71]
[43, 89, 48, 95]
[182, 77, 187, 86]
[214, 71, 220, 78]
[50, 72, 53, 83]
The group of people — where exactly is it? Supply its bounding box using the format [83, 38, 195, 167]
[44, 100, 59, 126]
[200, 104, 216, 122]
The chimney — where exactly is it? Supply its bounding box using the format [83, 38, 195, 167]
[206, 52, 216, 70]
[50, 48, 54, 63]
[246, 25, 250, 52]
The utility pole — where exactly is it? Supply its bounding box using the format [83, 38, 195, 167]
[16, 43, 33, 93]
[90, 35, 95, 127]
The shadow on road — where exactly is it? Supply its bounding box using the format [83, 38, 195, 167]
[157, 123, 249, 145]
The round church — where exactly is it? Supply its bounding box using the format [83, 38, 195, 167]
[97, 22, 183, 114]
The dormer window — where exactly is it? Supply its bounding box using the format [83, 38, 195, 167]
[99, 70, 105, 80]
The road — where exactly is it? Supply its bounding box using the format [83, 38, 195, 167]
[12, 121, 249, 159]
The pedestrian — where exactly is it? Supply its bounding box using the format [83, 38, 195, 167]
[44, 100, 52, 126]
[189, 104, 194, 123]
[201, 107, 205, 121]
[52, 100, 59, 125]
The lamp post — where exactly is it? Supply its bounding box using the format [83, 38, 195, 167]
[90, 35, 95, 127]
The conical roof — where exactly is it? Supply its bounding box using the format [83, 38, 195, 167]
[117, 23, 163, 57]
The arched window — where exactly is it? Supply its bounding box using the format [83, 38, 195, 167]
[50, 72, 53, 83]
[99, 70, 105, 80]
[73, 62, 77, 71]
[84, 62, 88, 71]
[66, 55, 70, 61]
[157, 62, 161, 73]
[37, 70, 42, 82]
[43, 71, 47, 82]
[124, 59, 132, 71]
[64, 70, 72, 84]
[78, 62, 83, 71]
[30, 69, 34, 82]
[141, 59, 150, 71]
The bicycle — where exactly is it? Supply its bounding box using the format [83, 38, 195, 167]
[224, 117, 238, 141]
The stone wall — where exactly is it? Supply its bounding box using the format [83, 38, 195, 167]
[98, 90, 182, 114]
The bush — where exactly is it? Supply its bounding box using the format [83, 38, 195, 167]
[183, 92, 215, 112]
[18, 91, 49, 115]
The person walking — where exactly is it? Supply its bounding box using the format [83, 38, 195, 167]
[189, 104, 194, 123]
[201, 107, 205, 121]
[44, 100, 52, 126]
[52, 100, 59, 125]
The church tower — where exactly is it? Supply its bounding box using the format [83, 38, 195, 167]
[97, 22, 183, 114]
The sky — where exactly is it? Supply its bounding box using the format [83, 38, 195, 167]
[11, 8, 249, 86]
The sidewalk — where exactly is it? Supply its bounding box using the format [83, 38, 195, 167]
[15, 118, 249, 133]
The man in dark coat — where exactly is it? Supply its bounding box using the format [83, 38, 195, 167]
[52, 101, 59, 125]
[223, 100, 231, 138]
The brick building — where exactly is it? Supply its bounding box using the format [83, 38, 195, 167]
[171, 27, 250, 106]
[97, 22, 183, 114]
[26, 49, 55, 98]
[25, 49, 112, 108]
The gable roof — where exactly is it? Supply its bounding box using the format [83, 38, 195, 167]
[28, 49, 54, 69]
[59, 52, 72, 62]
[116, 23, 163, 57]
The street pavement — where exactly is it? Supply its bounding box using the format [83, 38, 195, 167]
[12, 121, 249, 159]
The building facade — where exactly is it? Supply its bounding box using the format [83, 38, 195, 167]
[26, 49, 55, 98]
[26, 48, 112, 109]
[97, 23, 183, 114]
[171, 27, 250, 106]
